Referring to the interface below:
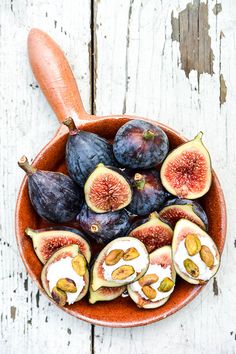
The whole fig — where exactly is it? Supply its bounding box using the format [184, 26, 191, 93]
[18, 156, 83, 223]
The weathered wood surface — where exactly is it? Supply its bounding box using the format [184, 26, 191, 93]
[1, 0, 236, 353]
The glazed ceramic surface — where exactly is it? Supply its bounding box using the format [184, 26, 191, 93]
[15, 29, 226, 328]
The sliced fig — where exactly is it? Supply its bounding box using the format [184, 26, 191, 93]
[89, 285, 126, 304]
[126, 169, 168, 216]
[127, 246, 176, 309]
[91, 237, 149, 291]
[113, 119, 169, 169]
[25, 226, 91, 264]
[84, 164, 132, 213]
[172, 219, 220, 284]
[129, 212, 173, 252]
[159, 198, 208, 230]
[78, 204, 130, 243]
[41, 244, 89, 306]
[18, 156, 83, 223]
[160, 132, 212, 199]
[63, 117, 118, 187]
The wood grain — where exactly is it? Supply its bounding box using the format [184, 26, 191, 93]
[1, 0, 236, 353]
[93, 0, 236, 353]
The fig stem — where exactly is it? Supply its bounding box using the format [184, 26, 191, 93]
[18, 156, 37, 174]
[149, 212, 159, 220]
[63, 117, 78, 133]
[143, 130, 155, 140]
[194, 131, 203, 141]
[134, 173, 146, 190]
[25, 227, 36, 238]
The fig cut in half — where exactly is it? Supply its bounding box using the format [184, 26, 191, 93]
[25, 226, 91, 264]
[127, 246, 176, 309]
[89, 285, 126, 304]
[63, 117, 117, 187]
[159, 198, 208, 230]
[172, 219, 220, 284]
[91, 237, 149, 291]
[160, 132, 212, 199]
[129, 212, 173, 253]
[84, 164, 132, 213]
[18, 156, 83, 223]
[41, 244, 89, 306]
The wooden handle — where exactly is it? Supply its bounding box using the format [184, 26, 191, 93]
[28, 28, 89, 123]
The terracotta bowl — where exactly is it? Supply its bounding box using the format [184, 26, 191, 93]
[15, 29, 227, 328]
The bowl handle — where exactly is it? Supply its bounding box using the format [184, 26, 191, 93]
[28, 28, 91, 123]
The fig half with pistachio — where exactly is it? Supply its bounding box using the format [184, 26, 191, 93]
[127, 169, 168, 216]
[172, 219, 220, 284]
[78, 204, 130, 243]
[41, 244, 89, 306]
[18, 156, 83, 223]
[63, 117, 117, 187]
[113, 119, 169, 169]
[84, 164, 132, 213]
[160, 132, 212, 199]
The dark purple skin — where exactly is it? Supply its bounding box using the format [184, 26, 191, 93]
[66, 130, 118, 187]
[113, 119, 169, 169]
[161, 198, 208, 230]
[28, 171, 83, 223]
[126, 169, 168, 216]
[78, 204, 131, 244]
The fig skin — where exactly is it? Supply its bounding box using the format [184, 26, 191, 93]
[64, 117, 118, 187]
[126, 169, 168, 216]
[25, 226, 91, 264]
[159, 198, 208, 230]
[89, 284, 126, 304]
[78, 204, 131, 244]
[113, 119, 169, 169]
[18, 156, 83, 223]
[84, 164, 132, 213]
[129, 212, 173, 253]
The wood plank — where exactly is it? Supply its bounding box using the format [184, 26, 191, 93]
[0, 1, 92, 352]
[93, 0, 236, 352]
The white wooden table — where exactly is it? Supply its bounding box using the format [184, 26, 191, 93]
[1, 1, 236, 353]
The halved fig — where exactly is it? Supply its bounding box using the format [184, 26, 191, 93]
[126, 169, 168, 216]
[129, 212, 173, 252]
[25, 226, 91, 264]
[113, 119, 169, 169]
[63, 117, 118, 187]
[41, 244, 89, 306]
[172, 219, 220, 284]
[159, 198, 208, 230]
[18, 156, 83, 223]
[160, 132, 212, 199]
[78, 204, 130, 244]
[91, 237, 149, 291]
[127, 246, 176, 309]
[89, 284, 126, 304]
[84, 164, 132, 213]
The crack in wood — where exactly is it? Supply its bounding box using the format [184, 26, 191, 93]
[171, 0, 214, 81]
[123, 0, 134, 114]
[10, 306, 16, 321]
[213, 277, 219, 296]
